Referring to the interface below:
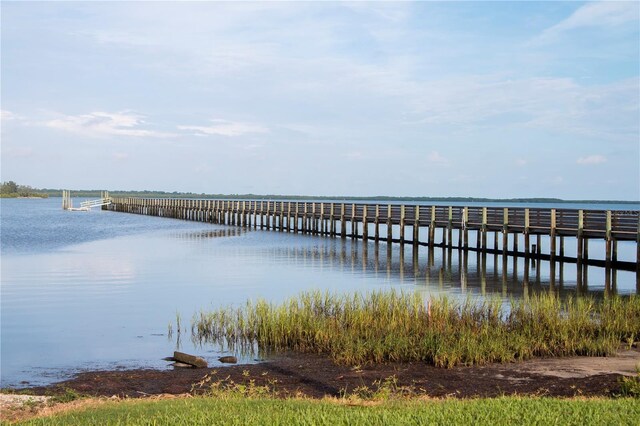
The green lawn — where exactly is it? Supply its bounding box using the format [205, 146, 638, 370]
[14, 397, 640, 426]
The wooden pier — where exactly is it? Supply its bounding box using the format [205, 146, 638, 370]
[104, 198, 640, 272]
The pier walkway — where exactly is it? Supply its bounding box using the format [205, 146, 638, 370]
[105, 198, 639, 272]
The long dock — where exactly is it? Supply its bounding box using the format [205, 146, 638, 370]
[104, 198, 639, 272]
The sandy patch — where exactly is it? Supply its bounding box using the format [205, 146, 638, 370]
[503, 350, 640, 379]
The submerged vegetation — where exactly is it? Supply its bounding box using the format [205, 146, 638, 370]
[192, 291, 640, 367]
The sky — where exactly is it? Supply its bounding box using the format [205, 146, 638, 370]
[1, 1, 639, 200]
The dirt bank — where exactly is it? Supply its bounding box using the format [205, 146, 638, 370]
[21, 349, 639, 400]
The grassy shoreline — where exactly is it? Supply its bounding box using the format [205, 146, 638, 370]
[192, 291, 640, 367]
[0, 193, 48, 199]
[7, 396, 639, 425]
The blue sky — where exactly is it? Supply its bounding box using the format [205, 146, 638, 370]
[1, 1, 638, 199]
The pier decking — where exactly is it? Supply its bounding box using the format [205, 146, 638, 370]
[105, 198, 639, 272]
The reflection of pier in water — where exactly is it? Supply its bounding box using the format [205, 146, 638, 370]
[268, 240, 636, 298]
[106, 198, 639, 271]
[105, 197, 638, 294]
[170, 228, 245, 240]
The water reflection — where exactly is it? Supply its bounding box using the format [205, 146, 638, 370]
[262, 238, 636, 299]
[170, 228, 245, 240]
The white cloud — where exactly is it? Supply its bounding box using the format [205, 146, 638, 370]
[112, 152, 129, 161]
[549, 176, 565, 185]
[46, 111, 174, 138]
[401, 76, 638, 143]
[538, 1, 639, 42]
[577, 154, 607, 165]
[345, 151, 365, 160]
[427, 151, 448, 165]
[1, 110, 20, 121]
[178, 119, 268, 137]
[3, 147, 34, 158]
[515, 159, 528, 167]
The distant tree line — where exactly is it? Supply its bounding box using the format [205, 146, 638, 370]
[1, 182, 638, 204]
[0, 181, 49, 198]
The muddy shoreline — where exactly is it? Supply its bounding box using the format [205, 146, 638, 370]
[18, 349, 640, 399]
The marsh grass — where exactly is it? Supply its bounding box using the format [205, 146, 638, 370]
[191, 291, 640, 367]
[616, 372, 640, 398]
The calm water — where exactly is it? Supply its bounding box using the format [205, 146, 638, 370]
[1, 198, 638, 387]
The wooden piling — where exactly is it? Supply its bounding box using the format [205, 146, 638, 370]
[524, 208, 530, 257]
[428, 206, 436, 247]
[374, 205, 380, 242]
[605, 210, 612, 266]
[447, 206, 453, 248]
[351, 203, 357, 239]
[362, 205, 368, 241]
[329, 203, 335, 236]
[577, 210, 584, 264]
[502, 208, 509, 255]
[463, 207, 468, 248]
[481, 207, 488, 249]
[413, 206, 419, 245]
[399, 205, 405, 244]
[387, 204, 392, 244]
[550, 209, 556, 261]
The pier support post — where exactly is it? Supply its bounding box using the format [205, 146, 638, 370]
[447, 207, 453, 248]
[550, 209, 557, 262]
[413, 206, 420, 245]
[637, 214, 640, 277]
[387, 204, 392, 244]
[374, 205, 380, 242]
[524, 209, 530, 258]
[577, 210, 584, 264]
[605, 211, 612, 267]
[463, 207, 468, 249]
[502, 208, 509, 255]
[428, 206, 436, 247]
[329, 203, 335, 236]
[302, 203, 308, 234]
[280, 202, 285, 232]
[481, 207, 488, 250]
[399, 205, 405, 244]
[351, 203, 357, 239]
[312, 203, 317, 234]
[362, 205, 368, 241]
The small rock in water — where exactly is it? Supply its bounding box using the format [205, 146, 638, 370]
[162, 357, 177, 362]
[218, 356, 238, 364]
[174, 351, 208, 368]
[171, 362, 195, 369]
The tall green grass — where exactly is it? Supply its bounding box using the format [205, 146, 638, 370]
[13, 397, 640, 426]
[192, 291, 640, 367]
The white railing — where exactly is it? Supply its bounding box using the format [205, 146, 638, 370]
[79, 197, 112, 209]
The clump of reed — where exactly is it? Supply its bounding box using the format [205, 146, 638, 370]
[191, 291, 640, 368]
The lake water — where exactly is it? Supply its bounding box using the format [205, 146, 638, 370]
[1, 197, 638, 387]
